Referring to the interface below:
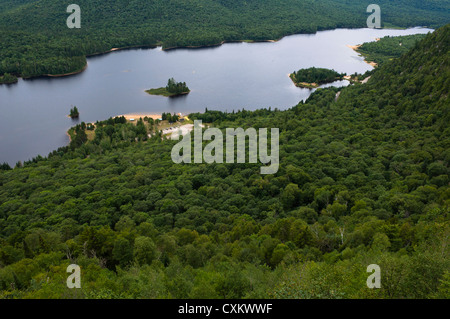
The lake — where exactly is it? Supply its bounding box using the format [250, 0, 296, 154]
[0, 27, 433, 166]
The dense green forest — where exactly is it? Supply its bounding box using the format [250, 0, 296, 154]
[290, 68, 345, 88]
[0, 0, 449, 82]
[0, 25, 448, 299]
[357, 34, 429, 66]
[166, 78, 190, 95]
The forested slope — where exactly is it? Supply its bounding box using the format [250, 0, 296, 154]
[0, 25, 449, 299]
[0, 0, 449, 81]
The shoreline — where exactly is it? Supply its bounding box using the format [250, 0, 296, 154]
[44, 63, 88, 78]
[65, 113, 163, 143]
[8, 45, 157, 83]
[85, 44, 158, 58]
[117, 113, 162, 120]
[162, 38, 279, 51]
[1, 64, 89, 85]
[7, 26, 415, 82]
[66, 131, 72, 143]
[346, 44, 378, 67]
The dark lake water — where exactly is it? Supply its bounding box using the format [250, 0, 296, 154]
[0, 27, 433, 166]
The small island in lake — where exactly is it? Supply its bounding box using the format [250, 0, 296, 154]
[146, 78, 191, 97]
[69, 106, 80, 118]
[289, 67, 346, 88]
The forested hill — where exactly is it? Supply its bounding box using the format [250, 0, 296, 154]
[0, 0, 449, 81]
[360, 24, 449, 122]
[0, 25, 448, 299]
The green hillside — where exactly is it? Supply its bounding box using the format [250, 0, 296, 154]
[0, 0, 449, 82]
[0, 25, 448, 299]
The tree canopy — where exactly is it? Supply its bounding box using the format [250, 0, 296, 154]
[0, 25, 448, 299]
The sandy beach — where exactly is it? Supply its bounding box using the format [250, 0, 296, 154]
[346, 44, 378, 67]
[346, 44, 362, 51]
[118, 113, 162, 120]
